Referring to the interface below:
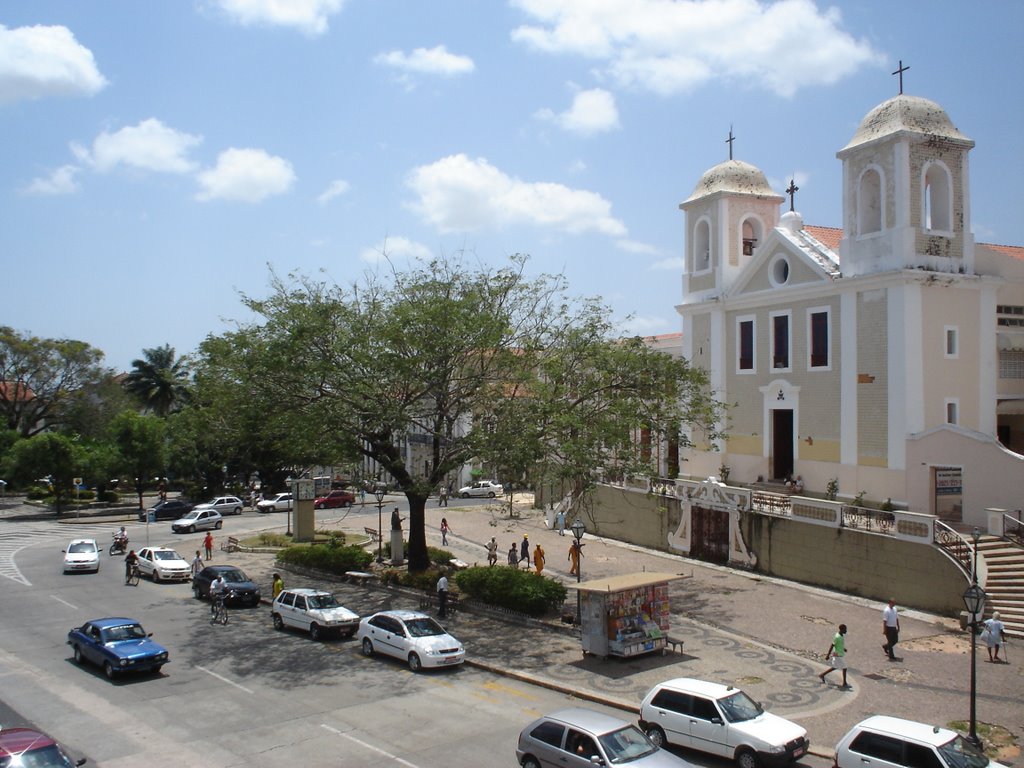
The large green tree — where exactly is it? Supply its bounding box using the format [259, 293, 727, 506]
[0, 326, 107, 437]
[123, 344, 191, 417]
[207, 255, 721, 571]
[109, 411, 166, 509]
[7, 432, 80, 512]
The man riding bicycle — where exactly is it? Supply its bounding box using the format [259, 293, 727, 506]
[124, 549, 139, 582]
[209, 573, 227, 616]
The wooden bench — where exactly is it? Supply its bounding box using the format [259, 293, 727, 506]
[221, 536, 239, 553]
[363, 526, 381, 543]
[345, 571, 375, 585]
[663, 636, 685, 655]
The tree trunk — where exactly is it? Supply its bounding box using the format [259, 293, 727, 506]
[406, 492, 430, 571]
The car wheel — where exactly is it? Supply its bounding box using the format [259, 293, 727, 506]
[151, 665, 163, 675]
[408, 653, 422, 672]
[361, 638, 374, 656]
[215, 520, 223, 529]
[315, 503, 323, 510]
[310, 623, 322, 641]
[189, 524, 196, 533]
[736, 748, 759, 768]
[342, 500, 352, 508]
[103, 661, 116, 679]
[273, 613, 284, 630]
[645, 725, 666, 748]
[487, 492, 495, 498]
[521, 758, 541, 768]
[153, 570, 161, 582]
[343, 629, 355, 639]
[461, 492, 470, 499]
[73, 645, 83, 664]
[233, 507, 241, 515]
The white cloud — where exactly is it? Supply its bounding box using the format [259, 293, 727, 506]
[359, 236, 434, 264]
[0, 24, 107, 104]
[511, 0, 881, 97]
[649, 256, 685, 270]
[618, 314, 671, 336]
[211, 0, 344, 36]
[317, 178, 351, 205]
[536, 87, 619, 136]
[76, 118, 202, 174]
[196, 148, 296, 203]
[406, 154, 626, 237]
[616, 239, 660, 255]
[22, 165, 80, 196]
[374, 45, 474, 76]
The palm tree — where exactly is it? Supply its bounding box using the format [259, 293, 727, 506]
[123, 344, 191, 417]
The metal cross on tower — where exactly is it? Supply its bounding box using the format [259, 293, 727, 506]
[786, 178, 799, 212]
[892, 60, 909, 95]
[726, 126, 736, 160]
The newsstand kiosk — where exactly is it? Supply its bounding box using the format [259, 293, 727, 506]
[575, 572, 687, 658]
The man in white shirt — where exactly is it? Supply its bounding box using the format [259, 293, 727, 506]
[436, 573, 449, 618]
[882, 598, 900, 660]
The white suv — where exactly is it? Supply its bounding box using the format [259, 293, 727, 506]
[639, 678, 808, 768]
[835, 716, 1005, 768]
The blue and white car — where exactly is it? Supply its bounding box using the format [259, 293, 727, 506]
[67, 617, 169, 679]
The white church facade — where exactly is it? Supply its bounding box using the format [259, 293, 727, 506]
[672, 92, 1024, 529]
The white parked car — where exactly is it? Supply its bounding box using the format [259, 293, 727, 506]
[193, 495, 244, 516]
[135, 547, 191, 582]
[457, 480, 504, 498]
[639, 678, 808, 768]
[835, 716, 1007, 768]
[257, 492, 292, 513]
[62, 539, 100, 574]
[171, 508, 223, 533]
[271, 588, 360, 640]
[357, 610, 465, 671]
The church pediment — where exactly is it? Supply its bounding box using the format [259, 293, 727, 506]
[726, 220, 839, 299]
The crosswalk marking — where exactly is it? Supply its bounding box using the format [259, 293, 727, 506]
[0, 521, 114, 586]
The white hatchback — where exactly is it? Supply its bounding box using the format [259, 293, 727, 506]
[639, 678, 808, 768]
[171, 508, 223, 533]
[835, 716, 1006, 768]
[63, 539, 100, 573]
[357, 610, 465, 671]
[271, 588, 360, 640]
[457, 480, 504, 498]
[193, 495, 244, 516]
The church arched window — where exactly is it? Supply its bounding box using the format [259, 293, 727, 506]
[693, 219, 711, 272]
[923, 161, 952, 232]
[857, 167, 883, 235]
[741, 216, 762, 258]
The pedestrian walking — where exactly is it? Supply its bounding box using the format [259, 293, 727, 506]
[272, 572, 284, 599]
[203, 531, 214, 561]
[436, 571, 449, 618]
[534, 544, 546, 575]
[983, 611, 1006, 662]
[441, 517, 451, 546]
[507, 543, 518, 566]
[519, 534, 530, 567]
[439, 485, 449, 507]
[190, 550, 204, 579]
[555, 510, 566, 536]
[882, 598, 900, 660]
[486, 537, 498, 566]
[819, 624, 850, 688]
[568, 539, 582, 576]
[359, 487, 366, 505]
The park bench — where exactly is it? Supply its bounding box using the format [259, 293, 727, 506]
[363, 526, 381, 543]
[663, 636, 685, 655]
[221, 536, 239, 553]
[345, 571, 375, 585]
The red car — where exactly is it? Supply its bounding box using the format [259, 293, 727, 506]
[0, 726, 85, 766]
[314, 489, 355, 509]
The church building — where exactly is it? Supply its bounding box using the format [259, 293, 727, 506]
[673, 90, 1024, 528]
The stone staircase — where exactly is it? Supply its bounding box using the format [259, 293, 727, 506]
[978, 535, 1024, 638]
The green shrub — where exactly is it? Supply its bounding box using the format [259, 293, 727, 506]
[427, 545, 454, 566]
[384, 566, 442, 592]
[72, 489, 96, 501]
[26, 485, 51, 500]
[257, 532, 292, 547]
[455, 566, 567, 617]
[99, 490, 119, 504]
[276, 543, 373, 575]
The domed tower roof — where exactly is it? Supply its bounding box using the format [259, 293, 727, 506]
[684, 159, 779, 204]
[841, 94, 972, 152]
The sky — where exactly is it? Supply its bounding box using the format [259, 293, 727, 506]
[2, 0, 1023, 373]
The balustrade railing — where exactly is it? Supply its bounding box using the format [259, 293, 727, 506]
[750, 491, 791, 517]
[1000, 510, 1024, 547]
[933, 519, 973, 578]
[840, 505, 896, 534]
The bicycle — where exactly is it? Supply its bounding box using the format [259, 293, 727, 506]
[210, 594, 229, 625]
[125, 563, 140, 586]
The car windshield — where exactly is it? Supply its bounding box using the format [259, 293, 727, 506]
[404, 617, 446, 637]
[68, 542, 96, 553]
[307, 594, 339, 609]
[183, 511, 200, 519]
[153, 551, 182, 561]
[938, 735, 990, 768]
[102, 624, 147, 642]
[220, 570, 247, 583]
[719, 690, 762, 722]
[0, 743, 76, 767]
[598, 725, 658, 763]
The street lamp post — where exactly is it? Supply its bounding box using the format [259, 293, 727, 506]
[374, 485, 387, 564]
[571, 518, 586, 625]
[962, 527, 986, 748]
